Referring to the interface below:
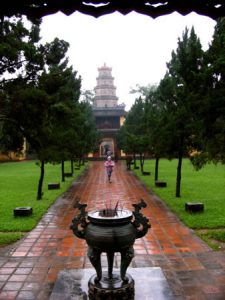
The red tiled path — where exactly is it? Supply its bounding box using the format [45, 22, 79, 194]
[1, 161, 225, 299]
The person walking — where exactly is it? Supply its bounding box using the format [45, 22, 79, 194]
[104, 156, 115, 183]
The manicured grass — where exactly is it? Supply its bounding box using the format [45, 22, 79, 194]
[197, 230, 225, 251]
[0, 160, 88, 245]
[133, 158, 225, 229]
[211, 231, 225, 242]
[0, 232, 25, 246]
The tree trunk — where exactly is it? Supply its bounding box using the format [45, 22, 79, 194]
[71, 159, 74, 175]
[155, 157, 159, 181]
[133, 153, 136, 168]
[61, 160, 65, 182]
[37, 160, 44, 200]
[140, 153, 145, 173]
[176, 149, 183, 197]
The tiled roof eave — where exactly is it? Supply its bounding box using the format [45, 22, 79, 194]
[1, 1, 225, 20]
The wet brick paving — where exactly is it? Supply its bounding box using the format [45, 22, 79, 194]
[0, 161, 225, 299]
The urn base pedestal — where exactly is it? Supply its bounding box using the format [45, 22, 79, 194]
[49, 267, 179, 300]
[88, 271, 134, 300]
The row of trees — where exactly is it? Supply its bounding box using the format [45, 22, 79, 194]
[118, 18, 225, 197]
[0, 16, 99, 199]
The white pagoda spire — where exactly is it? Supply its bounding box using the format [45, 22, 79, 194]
[93, 64, 118, 108]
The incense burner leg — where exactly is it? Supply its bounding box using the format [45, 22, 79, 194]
[120, 246, 134, 281]
[88, 246, 102, 281]
[106, 251, 114, 278]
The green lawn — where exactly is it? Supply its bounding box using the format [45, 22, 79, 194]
[133, 158, 225, 249]
[1, 158, 225, 249]
[0, 160, 87, 245]
[133, 158, 225, 229]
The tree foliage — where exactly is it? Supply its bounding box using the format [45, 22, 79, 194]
[156, 27, 205, 197]
[0, 17, 99, 200]
[199, 18, 225, 164]
[118, 97, 150, 172]
[0, 16, 44, 85]
[119, 27, 206, 197]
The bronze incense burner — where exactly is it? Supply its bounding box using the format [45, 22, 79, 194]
[70, 199, 151, 299]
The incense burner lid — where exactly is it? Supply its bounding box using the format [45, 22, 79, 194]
[87, 209, 133, 225]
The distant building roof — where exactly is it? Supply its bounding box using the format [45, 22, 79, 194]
[93, 106, 127, 117]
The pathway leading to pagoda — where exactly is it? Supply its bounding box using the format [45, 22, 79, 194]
[0, 161, 225, 299]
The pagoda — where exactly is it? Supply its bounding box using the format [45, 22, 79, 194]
[92, 63, 126, 159]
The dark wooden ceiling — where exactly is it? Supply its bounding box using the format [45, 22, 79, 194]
[1, 1, 225, 20]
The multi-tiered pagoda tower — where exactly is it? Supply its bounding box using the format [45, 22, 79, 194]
[92, 63, 126, 158]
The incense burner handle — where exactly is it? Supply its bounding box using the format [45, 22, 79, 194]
[132, 199, 151, 239]
[70, 199, 88, 239]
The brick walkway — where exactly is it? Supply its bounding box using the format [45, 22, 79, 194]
[1, 161, 225, 299]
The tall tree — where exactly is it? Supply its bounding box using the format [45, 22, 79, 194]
[199, 18, 225, 164]
[2, 35, 82, 199]
[0, 18, 90, 200]
[118, 97, 150, 173]
[76, 101, 99, 162]
[157, 27, 204, 197]
[0, 16, 44, 156]
[144, 85, 168, 181]
[33, 38, 82, 197]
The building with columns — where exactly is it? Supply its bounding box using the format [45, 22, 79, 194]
[92, 64, 126, 159]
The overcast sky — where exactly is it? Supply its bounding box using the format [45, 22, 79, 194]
[40, 11, 216, 110]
